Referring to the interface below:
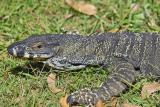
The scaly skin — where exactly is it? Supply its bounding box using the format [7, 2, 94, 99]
[7, 32, 160, 106]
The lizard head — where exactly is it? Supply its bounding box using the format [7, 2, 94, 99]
[7, 34, 86, 70]
[7, 35, 60, 61]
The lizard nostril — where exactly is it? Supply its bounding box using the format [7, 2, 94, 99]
[15, 46, 25, 57]
[7, 47, 18, 56]
[7, 45, 14, 56]
[8, 48, 13, 55]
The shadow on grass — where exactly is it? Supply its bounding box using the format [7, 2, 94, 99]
[9, 61, 80, 78]
[10, 61, 107, 79]
[10, 62, 51, 77]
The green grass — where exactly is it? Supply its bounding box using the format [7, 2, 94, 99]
[0, 0, 160, 107]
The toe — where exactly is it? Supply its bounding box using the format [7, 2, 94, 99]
[66, 95, 74, 105]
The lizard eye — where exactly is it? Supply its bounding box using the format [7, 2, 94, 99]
[26, 47, 29, 51]
[37, 44, 42, 49]
[29, 42, 45, 50]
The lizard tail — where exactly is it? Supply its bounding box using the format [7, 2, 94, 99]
[66, 62, 138, 106]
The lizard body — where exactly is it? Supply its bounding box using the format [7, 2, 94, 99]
[7, 32, 160, 106]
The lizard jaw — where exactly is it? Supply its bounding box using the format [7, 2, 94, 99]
[7, 44, 53, 60]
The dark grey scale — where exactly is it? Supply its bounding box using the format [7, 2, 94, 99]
[69, 89, 99, 106]
[98, 84, 113, 98]
[102, 33, 120, 65]
[93, 42, 106, 64]
[70, 40, 92, 64]
[97, 87, 110, 101]
[114, 61, 133, 69]
[108, 76, 127, 91]
[115, 68, 135, 83]
[128, 33, 146, 68]
[87, 91, 99, 105]
[100, 76, 127, 97]
[107, 34, 120, 55]
[125, 32, 135, 55]
[154, 35, 160, 76]
[114, 62, 136, 79]
[82, 39, 98, 64]
[140, 33, 159, 75]
[120, 32, 135, 57]
[114, 32, 131, 57]
[148, 33, 160, 76]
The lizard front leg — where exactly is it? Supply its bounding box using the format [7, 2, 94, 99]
[66, 62, 139, 106]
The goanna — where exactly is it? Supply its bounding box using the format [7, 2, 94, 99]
[7, 32, 160, 106]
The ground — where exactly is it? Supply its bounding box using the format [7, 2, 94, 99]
[0, 0, 160, 107]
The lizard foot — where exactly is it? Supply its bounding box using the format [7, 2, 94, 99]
[59, 94, 105, 107]
[66, 88, 102, 106]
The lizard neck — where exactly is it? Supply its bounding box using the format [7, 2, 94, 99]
[57, 33, 120, 66]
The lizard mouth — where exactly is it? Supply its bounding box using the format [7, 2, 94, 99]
[44, 58, 87, 71]
[7, 44, 53, 61]
[24, 52, 53, 61]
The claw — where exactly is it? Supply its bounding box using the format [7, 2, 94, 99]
[67, 95, 80, 106]
[60, 95, 79, 107]
[66, 95, 73, 105]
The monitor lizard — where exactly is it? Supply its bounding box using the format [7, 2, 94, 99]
[7, 32, 160, 106]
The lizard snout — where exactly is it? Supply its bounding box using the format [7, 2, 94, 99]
[7, 44, 25, 57]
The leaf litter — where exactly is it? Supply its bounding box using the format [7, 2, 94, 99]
[47, 73, 62, 93]
[65, 0, 97, 15]
[141, 82, 160, 99]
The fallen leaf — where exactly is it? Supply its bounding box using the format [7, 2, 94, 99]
[60, 95, 69, 107]
[130, 3, 140, 12]
[3, 71, 9, 80]
[121, 103, 140, 107]
[108, 28, 119, 32]
[47, 73, 62, 93]
[65, 0, 97, 15]
[65, 0, 74, 6]
[105, 97, 118, 107]
[96, 99, 105, 107]
[64, 14, 73, 19]
[141, 82, 160, 99]
[148, 17, 158, 28]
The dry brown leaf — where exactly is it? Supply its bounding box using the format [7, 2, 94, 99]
[121, 103, 140, 107]
[60, 95, 69, 107]
[141, 82, 160, 99]
[64, 14, 73, 19]
[108, 28, 119, 32]
[65, 0, 97, 15]
[3, 71, 9, 80]
[105, 97, 118, 107]
[47, 73, 62, 93]
[148, 18, 158, 28]
[95, 99, 105, 107]
[130, 3, 140, 12]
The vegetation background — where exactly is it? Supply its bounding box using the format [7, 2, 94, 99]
[0, 0, 160, 107]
